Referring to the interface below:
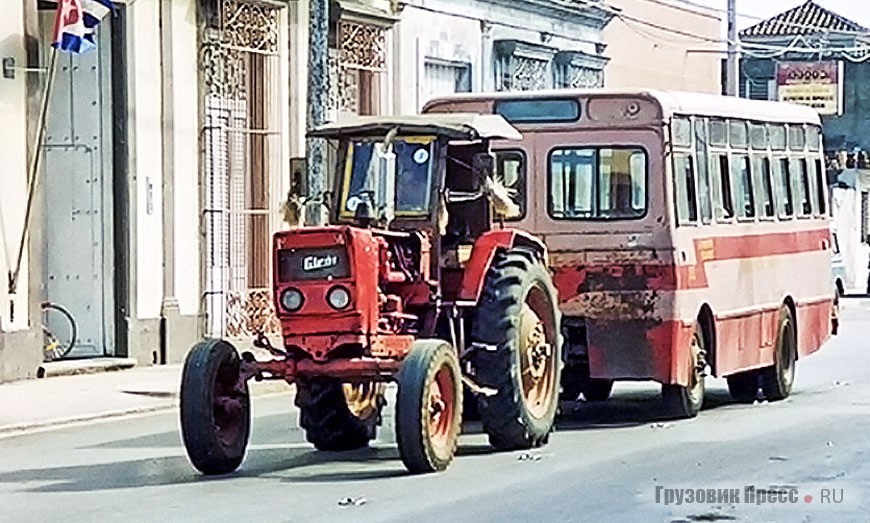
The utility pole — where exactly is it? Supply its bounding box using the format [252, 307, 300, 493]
[725, 0, 739, 96]
[306, 0, 329, 225]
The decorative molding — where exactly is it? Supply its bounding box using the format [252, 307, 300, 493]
[494, 39, 558, 62]
[484, 0, 614, 30]
[335, 0, 400, 27]
[554, 49, 609, 70]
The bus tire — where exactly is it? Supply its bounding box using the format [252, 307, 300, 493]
[761, 307, 796, 401]
[727, 371, 759, 403]
[583, 379, 614, 402]
[662, 323, 706, 419]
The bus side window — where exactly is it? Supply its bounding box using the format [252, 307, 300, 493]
[753, 156, 775, 218]
[791, 158, 812, 216]
[814, 158, 827, 216]
[712, 154, 734, 220]
[774, 158, 794, 218]
[694, 118, 713, 223]
[674, 153, 698, 224]
[732, 154, 755, 219]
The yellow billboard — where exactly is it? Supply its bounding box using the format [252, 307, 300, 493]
[776, 61, 844, 116]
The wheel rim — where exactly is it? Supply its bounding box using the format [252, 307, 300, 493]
[779, 318, 796, 390]
[518, 285, 557, 419]
[343, 382, 383, 420]
[427, 364, 456, 451]
[686, 330, 706, 405]
[213, 361, 245, 448]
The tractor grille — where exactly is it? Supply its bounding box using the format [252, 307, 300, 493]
[277, 247, 351, 282]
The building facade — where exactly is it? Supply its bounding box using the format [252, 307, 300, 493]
[0, 0, 722, 381]
[395, 0, 613, 113]
[604, 0, 722, 94]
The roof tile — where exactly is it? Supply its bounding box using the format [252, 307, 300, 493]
[740, 0, 867, 38]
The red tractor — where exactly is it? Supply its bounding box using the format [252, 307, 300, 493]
[179, 114, 562, 474]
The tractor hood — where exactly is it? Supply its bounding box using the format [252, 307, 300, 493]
[308, 113, 522, 141]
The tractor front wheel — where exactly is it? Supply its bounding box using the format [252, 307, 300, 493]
[396, 340, 463, 474]
[472, 248, 562, 450]
[180, 339, 251, 475]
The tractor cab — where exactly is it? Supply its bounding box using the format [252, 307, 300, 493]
[179, 114, 563, 477]
[316, 113, 523, 256]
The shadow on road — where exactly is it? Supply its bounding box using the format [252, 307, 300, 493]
[556, 387, 735, 431]
[0, 385, 756, 492]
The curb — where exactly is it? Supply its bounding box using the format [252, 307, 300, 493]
[0, 403, 175, 438]
[0, 383, 294, 438]
[37, 357, 139, 379]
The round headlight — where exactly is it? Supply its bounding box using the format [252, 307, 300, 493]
[327, 286, 351, 310]
[280, 288, 304, 312]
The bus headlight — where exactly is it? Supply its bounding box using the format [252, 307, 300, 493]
[280, 288, 304, 312]
[327, 286, 351, 310]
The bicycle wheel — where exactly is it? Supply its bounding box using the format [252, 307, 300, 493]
[41, 302, 77, 361]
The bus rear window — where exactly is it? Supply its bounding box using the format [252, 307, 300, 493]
[495, 99, 581, 123]
[548, 147, 647, 220]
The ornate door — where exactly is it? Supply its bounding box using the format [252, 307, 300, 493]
[200, 0, 284, 340]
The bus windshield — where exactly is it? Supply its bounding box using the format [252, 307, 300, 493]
[548, 147, 647, 220]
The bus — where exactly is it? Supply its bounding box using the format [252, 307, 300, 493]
[424, 89, 837, 418]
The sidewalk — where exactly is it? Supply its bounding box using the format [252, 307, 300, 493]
[0, 361, 292, 436]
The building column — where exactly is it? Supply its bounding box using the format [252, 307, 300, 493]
[305, 0, 329, 225]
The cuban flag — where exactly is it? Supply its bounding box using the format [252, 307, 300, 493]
[52, 0, 115, 54]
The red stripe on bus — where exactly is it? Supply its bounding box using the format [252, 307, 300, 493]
[678, 227, 830, 290]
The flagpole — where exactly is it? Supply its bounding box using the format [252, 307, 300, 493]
[8, 47, 59, 296]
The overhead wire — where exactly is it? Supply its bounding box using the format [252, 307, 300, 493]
[582, 0, 870, 62]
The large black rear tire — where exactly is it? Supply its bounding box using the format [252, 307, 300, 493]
[472, 248, 562, 450]
[295, 379, 384, 451]
[180, 339, 251, 475]
[396, 340, 463, 474]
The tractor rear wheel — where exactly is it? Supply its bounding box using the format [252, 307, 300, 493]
[396, 339, 463, 474]
[295, 379, 385, 451]
[472, 248, 562, 450]
[180, 339, 251, 475]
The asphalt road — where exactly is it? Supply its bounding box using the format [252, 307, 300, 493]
[2, 300, 869, 523]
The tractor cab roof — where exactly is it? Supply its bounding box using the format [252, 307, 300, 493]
[308, 113, 522, 142]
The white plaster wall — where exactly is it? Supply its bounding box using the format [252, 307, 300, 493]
[128, 0, 165, 320]
[604, 0, 721, 94]
[831, 187, 869, 292]
[398, 0, 606, 112]
[171, 0, 201, 317]
[0, 4, 30, 331]
[398, 7, 482, 113]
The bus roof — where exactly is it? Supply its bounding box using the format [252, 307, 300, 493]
[424, 88, 823, 126]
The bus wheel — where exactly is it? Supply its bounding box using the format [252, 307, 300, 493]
[583, 379, 614, 402]
[727, 371, 759, 403]
[761, 307, 796, 401]
[662, 323, 706, 418]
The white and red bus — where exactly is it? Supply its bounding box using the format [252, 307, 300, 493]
[425, 89, 836, 417]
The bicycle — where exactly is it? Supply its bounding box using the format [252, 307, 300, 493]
[41, 301, 77, 361]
